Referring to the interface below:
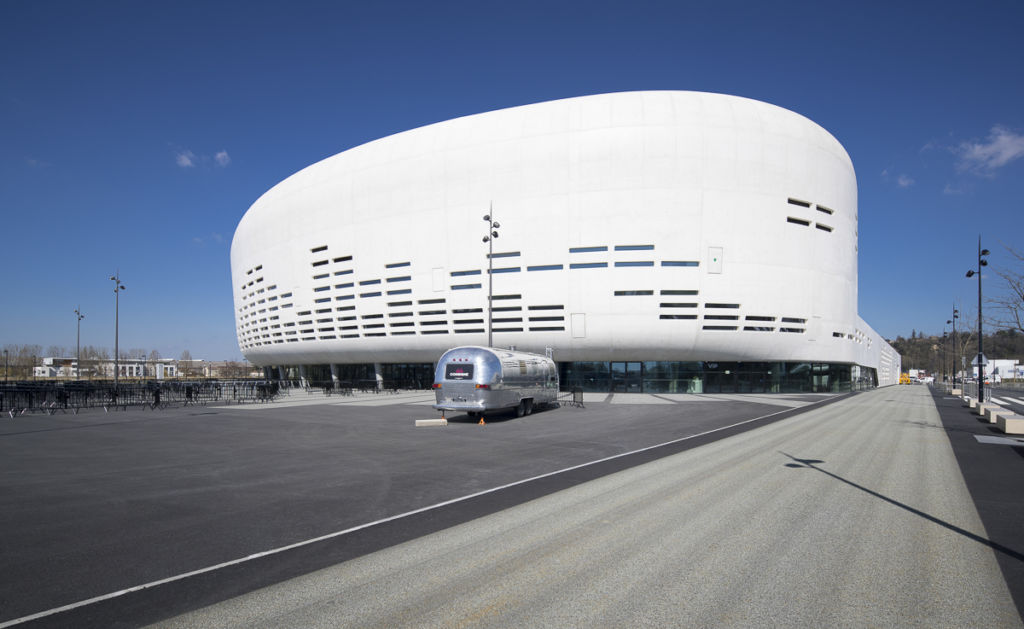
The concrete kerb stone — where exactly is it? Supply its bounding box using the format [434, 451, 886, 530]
[415, 418, 448, 427]
[976, 403, 999, 423]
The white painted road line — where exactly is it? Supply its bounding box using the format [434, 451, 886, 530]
[0, 399, 831, 628]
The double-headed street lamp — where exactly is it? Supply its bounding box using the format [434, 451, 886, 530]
[965, 238, 989, 401]
[75, 306, 84, 380]
[111, 272, 126, 390]
[482, 208, 500, 348]
[947, 306, 959, 387]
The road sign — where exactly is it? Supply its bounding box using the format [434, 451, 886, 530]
[971, 353, 988, 366]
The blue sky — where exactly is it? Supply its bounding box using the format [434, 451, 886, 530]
[2, 0, 1022, 361]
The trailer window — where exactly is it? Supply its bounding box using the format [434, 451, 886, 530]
[445, 364, 474, 380]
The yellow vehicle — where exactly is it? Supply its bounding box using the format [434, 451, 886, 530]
[899, 373, 913, 385]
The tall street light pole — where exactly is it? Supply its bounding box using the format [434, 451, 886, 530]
[482, 206, 500, 348]
[965, 238, 989, 401]
[3, 349, 7, 384]
[950, 306, 959, 388]
[111, 272, 126, 391]
[75, 306, 84, 380]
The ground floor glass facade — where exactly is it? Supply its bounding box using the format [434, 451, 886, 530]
[267, 360, 877, 394]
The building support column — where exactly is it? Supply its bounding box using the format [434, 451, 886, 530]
[330, 363, 339, 390]
[299, 364, 308, 389]
[278, 365, 286, 381]
[374, 362, 384, 392]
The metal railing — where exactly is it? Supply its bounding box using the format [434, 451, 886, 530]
[0, 380, 281, 416]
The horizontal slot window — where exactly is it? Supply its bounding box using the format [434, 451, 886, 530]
[360, 279, 381, 286]
[615, 261, 655, 267]
[360, 291, 382, 298]
[389, 312, 413, 318]
[311, 245, 328, 253]
[313, 286, 329, 292]
[334, 270, 353, 276]
[341, 334, 359, 339]
[570, 262, 608, 269]
[392, 331, 415, 336]
[660, 314, 697, 320]
[313, 273, 329, 280]
[453, 308, 483, 313]
[527, 264, 563, 271]
[492, 306, 522, 312]
[704, 315, 739, 320]
[419, 309, 446, 316]
[335, 295, 354, 301]
[744, 326, 775, 332]
[319, 335, 336, 340]
[387, 289, 411, 295]
[489, 267, 521, 274]
[494, 327, 524, 332]
[338, 316, 356, 321]
[419, 298, 445, 304]
[389, 321, 414, 327]
[780, 327, 806, 333]
[529, 316, 564, 321]
[705, 303, 740, 309]
[815, 223, 833, 232]
[661, 302, 697, 308]
[781, 317, 807, 323]
[420, 320, 447, 326]
[361, 314, 383, 319]
[529, 326, 564, 332]
[492, 294, 521, 301]
[569, 246, 607, 253]
[833, 332, 845, 338]
[386, 276, 411, 283]
[312, 259, 328, 267]
[702, 325, 738, 331]
[615, 244, 654, 251]
[493, 317, 523, 323]
[335, 282, 354, 289]
[615, 290, 653, 296]
[422, 330, 449, 335]
[816, 205, 834, 215]
[454, 329, 485, 334]
[746, 315, 775, 321]
[661, 289, 697, 296]
[364, 333, 386, 337]
[388, 301, 412, 307]
[787, 198, 811, 208]
[333, 255, 352, 263]
[314, 297, 330, 303]
[528, 305, 564, 310]
[787, 217, 810, 226]
[386, 261, 410, 268]
[662, 261, 699, 267]
[451, 269, 481, 277]
[487, 251, 520, 259]
[454, 318, 484, 324]
[362, 323, 385, 329]
[451, 283, 482, 290]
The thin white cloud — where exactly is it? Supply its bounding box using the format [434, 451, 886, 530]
[214, 151, 231, 167]
[897, 174, 914, 188]
[176, 150, 196, 168]
[955, 125, 1024, 175]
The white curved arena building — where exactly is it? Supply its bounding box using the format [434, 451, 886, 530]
[231, 91, 899, 393]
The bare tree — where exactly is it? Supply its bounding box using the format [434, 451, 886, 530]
[990, 245, 1024, 333]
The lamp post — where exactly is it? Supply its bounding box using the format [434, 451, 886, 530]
[111, 272, 126, 391]
[965, 238, 989, 401]
[949, 306, 959, 388]
[75, 306, 84, 380]
[941, 329, 948, 387]
[3, 349, 7, 384]
[482, 206, 500, 348]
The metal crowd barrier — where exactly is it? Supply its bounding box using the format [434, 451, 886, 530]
[0, 380, 282, 416]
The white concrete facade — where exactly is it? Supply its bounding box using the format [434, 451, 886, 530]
[231, 91, 899, 386]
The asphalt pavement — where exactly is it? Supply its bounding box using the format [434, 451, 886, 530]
[154, 385, 1023, 628]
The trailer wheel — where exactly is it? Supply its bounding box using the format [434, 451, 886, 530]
[524, 399, 534, 415]
[515, 400, 526, 417]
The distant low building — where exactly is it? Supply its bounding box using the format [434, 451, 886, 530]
[30, 357, 258, 380]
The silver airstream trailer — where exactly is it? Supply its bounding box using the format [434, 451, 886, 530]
[432, 346, 559, 418]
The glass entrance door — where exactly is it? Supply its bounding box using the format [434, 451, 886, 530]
[611, 362, 643, 392]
